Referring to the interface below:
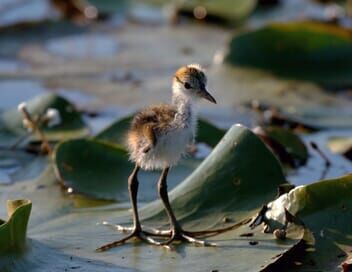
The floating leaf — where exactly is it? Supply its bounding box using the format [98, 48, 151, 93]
[226, 22, 352, 88]
[54, 138, 201, 201]
[0, 93, 89, 143]
[54, 139, 131, 200]
[1, 125, 309, 271]
[95, 115, 132, 146]
[0, 199, 32, 254]
[265, 174, 352, 271]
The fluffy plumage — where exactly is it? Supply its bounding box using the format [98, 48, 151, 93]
[127, 64, 214, 170]
[127, 103, 194, 170]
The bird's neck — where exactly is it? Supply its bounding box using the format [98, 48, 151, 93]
[172, 89, 196, 129]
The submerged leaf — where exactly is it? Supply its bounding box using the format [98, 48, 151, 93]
[0, 199, 32, 254]
[226, 22, 352, 88]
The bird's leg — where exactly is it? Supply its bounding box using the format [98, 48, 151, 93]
[96, 165, 162, 252]
[156, 167, 215, 247]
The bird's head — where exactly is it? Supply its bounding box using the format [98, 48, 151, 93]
[172, 64, 216, 104]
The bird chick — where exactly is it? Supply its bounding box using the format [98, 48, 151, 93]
[97, 64, 216, 251]
[127, 64, 216, 170]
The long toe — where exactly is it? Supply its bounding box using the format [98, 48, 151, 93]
[99, 221, 172, 237]
[96, 228, 174, 252]
[96, 232, 138, 252]
[99, 221, 134, 233]
[156, 229, 216, 247]
[181, 233, 216, 247]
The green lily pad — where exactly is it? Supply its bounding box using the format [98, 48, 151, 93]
[96, 114, 225, 147]
[54, 138, 201, 201]
[197, 118, 226, 147]
[54, 139, 131, 200]
[0, 199, 32, 254]
[265, 174, 352, 271]
[0, 93, 89, 143]
[179, 0, 257, 23]
[95, 115, 132, 146]
[225, 22, 352, 88]
[1, 125, 309, 271]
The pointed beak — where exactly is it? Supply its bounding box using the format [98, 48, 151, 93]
[199, 87, 217, 104]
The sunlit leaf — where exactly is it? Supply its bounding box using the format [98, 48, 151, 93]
[0, 199, 32, 254]
[265, 174, 352, 271]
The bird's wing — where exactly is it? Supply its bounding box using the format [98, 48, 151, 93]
[129, 104, 177, 149]
[131, 104, 175, 126]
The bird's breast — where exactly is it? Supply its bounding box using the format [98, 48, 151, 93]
[156, 126, 193, 154]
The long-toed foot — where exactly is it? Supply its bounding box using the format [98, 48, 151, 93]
[96, 227, 166, 252]
[98, 221, 171, 237]
[99, 220, 243, 239]
[98, 218, 251, 238]
[154, 228, 217, 248]
[98, 222, 216, 249]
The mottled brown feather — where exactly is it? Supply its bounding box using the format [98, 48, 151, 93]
[127, 104, 177, 152]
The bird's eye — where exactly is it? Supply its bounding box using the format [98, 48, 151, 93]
[184, 82, 191, 89]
